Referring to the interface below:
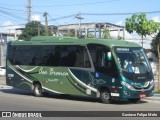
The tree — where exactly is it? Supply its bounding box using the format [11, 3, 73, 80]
[86, 33, 95, 38]
[18, 21, 45, 41]
[125, 13, 159, 47]
[103, 29, 111, 39]
[151, 32, 160, 56]
[64, 29, 75, 37]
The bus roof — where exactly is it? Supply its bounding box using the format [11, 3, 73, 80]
[10, 36, 141, 48]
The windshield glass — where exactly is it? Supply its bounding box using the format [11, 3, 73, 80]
[114, 47, 151, 74]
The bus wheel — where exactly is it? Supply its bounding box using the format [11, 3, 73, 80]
[128, 98, 140, 103]
[100, 90, 111, 104]
[33, 84, 43, 97]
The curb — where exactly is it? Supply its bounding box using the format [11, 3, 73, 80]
[143, 98, 160, 102]
[0, 84, 12, 89]
[143, 94, 160, 102]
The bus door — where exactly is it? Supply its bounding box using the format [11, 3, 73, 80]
[86, 44, 119, 91]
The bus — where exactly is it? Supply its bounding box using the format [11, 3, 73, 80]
[6, 36, 154, 104]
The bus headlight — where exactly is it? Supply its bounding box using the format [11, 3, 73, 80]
[150, 79, 154, 85]
[149, 79, 154, 89]
[121, 81, 136, 91]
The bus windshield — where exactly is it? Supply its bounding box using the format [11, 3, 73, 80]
[114, 47, 151, 74]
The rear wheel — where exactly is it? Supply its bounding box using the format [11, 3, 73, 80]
[100, 90, 112, 104]
[33, 84, 43, 97]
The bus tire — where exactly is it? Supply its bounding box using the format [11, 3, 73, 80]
[128, 98, 140, 103]
[100, 90, 112, 104]
[33, 84, 43, 97]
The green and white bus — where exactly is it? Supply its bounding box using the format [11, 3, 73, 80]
[6, 36, 154, 103]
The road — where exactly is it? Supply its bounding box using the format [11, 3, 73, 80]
[0, 88, 160, 120]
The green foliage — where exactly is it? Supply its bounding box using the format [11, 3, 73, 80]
[64, 29, 75, 37]
[117, 36, 123, 40]
[86, 33, 95, 38]
[103, 29, 111, 39]
[125, 13, 159, 42]
[18, 21, 45, 41]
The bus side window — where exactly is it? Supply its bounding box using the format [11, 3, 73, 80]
[60, 45, 91, 68]
[8, 45, 15, 65]
[61, 46, 76, 67]
[83, 47, 91, 68]
[30, 46, 43, 66]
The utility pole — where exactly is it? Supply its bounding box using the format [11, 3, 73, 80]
[27, 0, 31, 23]
[43, 12, 49, 36]
[75, 13, 84, 38]
[38, 24, 40, 36]
[157, 41, 160, 91]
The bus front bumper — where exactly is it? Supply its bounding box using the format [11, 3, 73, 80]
[118, 84, 155, 99]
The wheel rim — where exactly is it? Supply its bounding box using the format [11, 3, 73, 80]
[103, 92, 109, 100]
[35, 85, 41, 95]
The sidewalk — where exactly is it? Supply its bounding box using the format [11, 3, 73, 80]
[144, 94, 160, 101]
[0, 76, 5, 84]
[0, 76, 12, 89]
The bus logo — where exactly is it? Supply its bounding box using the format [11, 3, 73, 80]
[2, 112, 11, 117]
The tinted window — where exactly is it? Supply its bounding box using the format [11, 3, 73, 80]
[87, 44, 118, 77]
[60, 45, 90, 68]
[29, 46, 42, 66]
[8, 45, 91, 68]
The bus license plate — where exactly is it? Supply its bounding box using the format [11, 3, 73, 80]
[139, 94, 146, 98]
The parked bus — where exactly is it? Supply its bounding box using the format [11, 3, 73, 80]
[6, 36, 154, 103]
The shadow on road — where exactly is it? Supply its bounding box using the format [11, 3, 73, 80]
[0, 88, 33, 96]
[0, 88, 148, 105]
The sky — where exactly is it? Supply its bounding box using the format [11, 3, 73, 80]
[0, 0, 160, 42]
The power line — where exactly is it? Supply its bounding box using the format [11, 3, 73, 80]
[48, 14, 75, 22]
[0, 0, 120, 7]
[0, 24, 25, 28]
[0, 14, 75, 28]
[0, 9, 160, 28]
[0, 9, 27, 21]
[0, 4, 24, 7]
[0, 6, 44, 15]
[0, 7, 25, 12]
[81, 10, 160, 16]
[0, 14, 26, 23]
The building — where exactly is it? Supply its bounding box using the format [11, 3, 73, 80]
[58, 22, 125, 39]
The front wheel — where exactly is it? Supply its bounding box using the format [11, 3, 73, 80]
[33, 84, 43, 97]
[100, 90, 112, 104]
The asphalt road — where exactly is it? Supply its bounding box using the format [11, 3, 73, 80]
[0, 88, 160, 120]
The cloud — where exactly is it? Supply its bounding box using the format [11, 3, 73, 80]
[116, 21, 123, 26]
[0, 21, 22, 34]
[31, 15, 40, 21]
[152, 16, 160, 23]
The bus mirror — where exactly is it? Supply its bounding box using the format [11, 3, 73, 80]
[107, 52, 112, 60]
